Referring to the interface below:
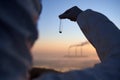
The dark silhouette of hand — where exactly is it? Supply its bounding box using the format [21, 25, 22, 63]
[59, 6, 82, 21]
[29, 67, 61, 80]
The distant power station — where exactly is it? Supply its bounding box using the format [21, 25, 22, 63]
[65, 41, 89, 57]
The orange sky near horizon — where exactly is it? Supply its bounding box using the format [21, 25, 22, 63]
[32, 39, 98, 58]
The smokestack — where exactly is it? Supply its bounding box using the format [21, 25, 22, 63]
[67, 41, 89, 57]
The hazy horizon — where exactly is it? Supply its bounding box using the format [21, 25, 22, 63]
[32, 43, 100, 72]
[32, 52, 100, 72]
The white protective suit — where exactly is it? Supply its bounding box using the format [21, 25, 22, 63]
[39, 10, 120, 80]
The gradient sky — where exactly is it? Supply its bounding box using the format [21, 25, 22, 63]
[32, 0, 120, 56]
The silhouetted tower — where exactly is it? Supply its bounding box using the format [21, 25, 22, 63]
[80, 46, 82, 56]
[67, 41, 89, 57]
[75, 47, 77, 56]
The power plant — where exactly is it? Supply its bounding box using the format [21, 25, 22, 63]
[65, 41, 89, 57]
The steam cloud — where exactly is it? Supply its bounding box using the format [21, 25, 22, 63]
[69, 41, 89, 48]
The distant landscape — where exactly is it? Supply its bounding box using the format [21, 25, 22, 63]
[33, 52, 100, 72]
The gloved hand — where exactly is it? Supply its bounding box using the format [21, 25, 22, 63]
[59, 6, 83, 21]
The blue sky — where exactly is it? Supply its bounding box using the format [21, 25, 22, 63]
[32, 0, 120, 54]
